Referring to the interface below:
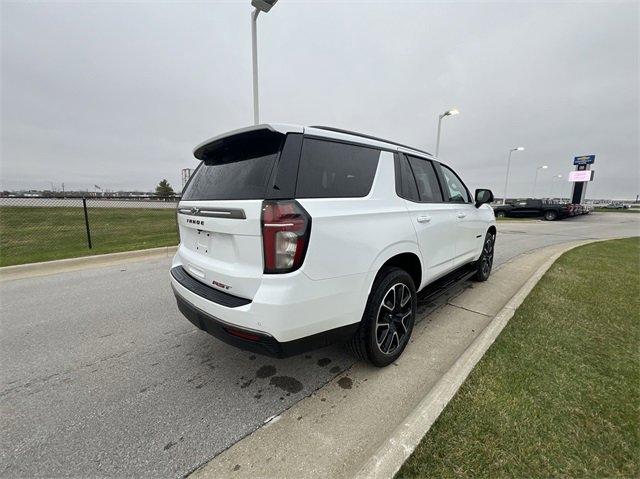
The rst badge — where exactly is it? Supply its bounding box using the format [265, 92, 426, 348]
[212, 279, 231, 290]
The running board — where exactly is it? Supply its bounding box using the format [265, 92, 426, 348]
[417, 262, 476, 304]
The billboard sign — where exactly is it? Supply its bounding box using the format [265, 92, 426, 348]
[573, 155, 596, 165]
[568, 170, 594, 182]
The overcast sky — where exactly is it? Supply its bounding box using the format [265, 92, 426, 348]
[1, 0, 638, 199]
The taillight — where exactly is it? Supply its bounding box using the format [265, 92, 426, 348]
[261, 200, 311, 274]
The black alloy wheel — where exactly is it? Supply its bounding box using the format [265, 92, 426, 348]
[473, 232, 495, 282]
[348, 267, 417, 367]
[375, 283, 412, 355]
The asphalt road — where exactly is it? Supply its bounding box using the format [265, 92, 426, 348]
[1, 213, 638, 478]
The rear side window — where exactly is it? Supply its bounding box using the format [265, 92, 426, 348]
[396, 154, 420, 202]
[182, 131, 283, 200]
[295, 139, 381, 198]
[407, 156, 443, 202]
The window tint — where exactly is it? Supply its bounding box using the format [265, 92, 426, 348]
[407, 156, 443, 202]
[439, 164, 471, 203]
[396, 154, 419, 201]
[296, 139, 381, 198]
[182, 134, 282, 200]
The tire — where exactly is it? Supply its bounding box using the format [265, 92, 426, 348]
[495, 210, 507, 218]
[472, 231, 495, 282]
[348, 267, 417, 367]
[544, 210, 558, 221]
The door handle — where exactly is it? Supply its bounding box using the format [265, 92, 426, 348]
[457, 213, 467, 219]
[417, 215, 432, 223]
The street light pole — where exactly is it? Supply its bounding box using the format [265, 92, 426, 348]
[532, 165, 548, 198]
[435, 116, 443, 157]
[251, 8, 260, 125]
[553, 174, 563, 199]
[502, 146, 524, 205]
[435, 108, 459, 157]
[250, 0, 278, 125]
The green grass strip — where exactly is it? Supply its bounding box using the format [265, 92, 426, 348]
[0, 206, 178, 266]
[398, 237, 640, 479]
[594, 208, 640, 213]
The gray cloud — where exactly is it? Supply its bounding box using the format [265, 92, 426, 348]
[1, 0, 638, 199]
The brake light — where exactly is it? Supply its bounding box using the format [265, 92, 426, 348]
[261, 200, 311, 274]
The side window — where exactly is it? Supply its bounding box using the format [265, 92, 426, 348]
[439, 164, 471, 203]
[395, 154, 419, 202]
[296, 139, 381, 198]
[407, 156, 444, 202]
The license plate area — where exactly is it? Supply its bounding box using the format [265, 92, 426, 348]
[195, 230, 211, 254]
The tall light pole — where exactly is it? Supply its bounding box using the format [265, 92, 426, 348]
[532, 165, 548, 198]
[552, 174, 563, 199]
[250, 0, 278, 125]
[502, 146, 524, 205]
[435, 108, 459, 157]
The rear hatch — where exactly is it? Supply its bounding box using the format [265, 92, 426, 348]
[177, 127, 288, 300]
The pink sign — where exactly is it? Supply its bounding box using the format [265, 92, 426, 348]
[568, 170, 593, 182]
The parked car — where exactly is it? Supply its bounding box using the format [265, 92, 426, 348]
[492, 199, 571, 221]
[170, 124, 496, 367]
[603, 202, 629, 209]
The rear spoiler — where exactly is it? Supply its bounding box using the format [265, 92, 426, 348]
[193, 124, 303, 160]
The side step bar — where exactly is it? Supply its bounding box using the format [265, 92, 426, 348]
[418, 262, 476, 304]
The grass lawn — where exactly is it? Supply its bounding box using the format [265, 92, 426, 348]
[397, 237, 640, 479]
[594, 207, 640, 213]
[0, 206, 178, 266]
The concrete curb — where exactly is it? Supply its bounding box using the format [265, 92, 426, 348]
[0, 245, 178, 281]
[497, 220, 542, 224]
[354, 239, 598, 479]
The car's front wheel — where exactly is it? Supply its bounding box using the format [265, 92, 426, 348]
[472, 231, 495, 282]
[544, 210, 558, 221]
[348, 267, 417, 367]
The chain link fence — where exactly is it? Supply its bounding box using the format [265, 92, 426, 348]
[0, 196, 179, 267]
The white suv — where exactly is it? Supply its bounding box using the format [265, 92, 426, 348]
[171, 124, 496, 366]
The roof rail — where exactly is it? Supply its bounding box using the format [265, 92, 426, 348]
[308, 126, 432, 156]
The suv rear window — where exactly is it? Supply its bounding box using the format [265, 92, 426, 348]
[182, 131, 283, 201]
[295, 138, 381, 198]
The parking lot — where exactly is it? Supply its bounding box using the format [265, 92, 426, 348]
[1, 213, 638, 478]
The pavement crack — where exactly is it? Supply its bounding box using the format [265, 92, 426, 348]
[446, 302, 492, 318]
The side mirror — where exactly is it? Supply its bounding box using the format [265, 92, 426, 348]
[475, 188, 494, 208]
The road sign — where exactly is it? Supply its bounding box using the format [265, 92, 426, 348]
[573, 155, 595, 165]
[568, 170, 594, 182]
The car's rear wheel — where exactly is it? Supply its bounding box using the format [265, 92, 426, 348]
[544, 210, 558, 221]
[348, 267, 416, 367]
[472, 231, 495, 282]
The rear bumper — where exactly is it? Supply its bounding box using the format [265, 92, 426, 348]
[170, 253, 367, 355]
[173, 288, 358, 358]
